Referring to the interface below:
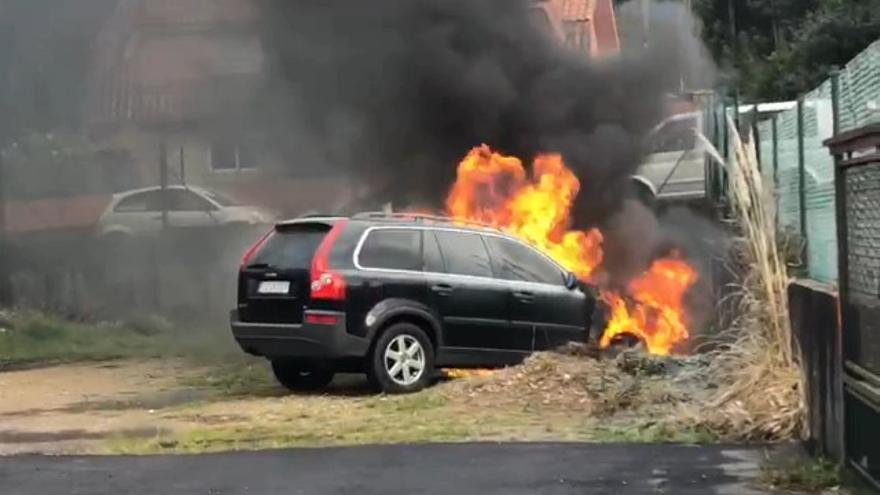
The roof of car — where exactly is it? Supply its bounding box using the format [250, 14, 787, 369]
[112, 184, 211, 198]
[276, 212, 502, 234]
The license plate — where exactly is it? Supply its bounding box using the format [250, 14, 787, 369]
[257, 280, 290, 295]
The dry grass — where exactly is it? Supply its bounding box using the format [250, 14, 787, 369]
[685, 121, 806, 440]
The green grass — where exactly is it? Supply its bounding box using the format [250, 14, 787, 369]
[0, 311, 240, 368]
[591, 421, 717, 444]
[760, 457, 840, 493]
[181, 360, 280, 397]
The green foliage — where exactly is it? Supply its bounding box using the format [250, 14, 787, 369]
[0, 311, 240, 368]
[621, 0, 880, 100]
[760, 457, 840, 492]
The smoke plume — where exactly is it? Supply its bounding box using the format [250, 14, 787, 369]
[257, 0, 696, 225]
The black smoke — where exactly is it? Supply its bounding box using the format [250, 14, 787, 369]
[256, 0, 688, 226]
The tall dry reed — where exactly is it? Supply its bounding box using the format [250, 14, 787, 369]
[687, 120, 806, 440]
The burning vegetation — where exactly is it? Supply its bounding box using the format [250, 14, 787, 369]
[445, 145, 698, 355]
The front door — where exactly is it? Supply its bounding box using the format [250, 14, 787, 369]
[484, 235, 589, 350]
[424, 229, 514, 350]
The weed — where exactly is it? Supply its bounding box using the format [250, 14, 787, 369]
[760, 457, 840, 493]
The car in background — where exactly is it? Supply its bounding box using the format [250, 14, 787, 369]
[631, 112, 708, 205]
[231, 213, 597, 394]
[96, 185, 277, 238]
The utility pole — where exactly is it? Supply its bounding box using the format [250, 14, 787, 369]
[0, 1, 12, 306]
[0, 149, 8, 306]
[727, 0, 737, 58]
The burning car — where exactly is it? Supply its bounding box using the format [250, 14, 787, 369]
[96, 185, 277, 238]
[231, 213, 597, 394]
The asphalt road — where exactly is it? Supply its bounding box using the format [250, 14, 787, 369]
[1, 442, 771, 495]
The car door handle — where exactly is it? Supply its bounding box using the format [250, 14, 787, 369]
[514, 290, 535, 303]
[431, 283, 454, 296]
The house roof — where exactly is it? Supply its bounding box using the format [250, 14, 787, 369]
[561, 0, 595, 22]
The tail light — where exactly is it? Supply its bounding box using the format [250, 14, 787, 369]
[240, 228, 274, 270]
[310, 219, 349, 301]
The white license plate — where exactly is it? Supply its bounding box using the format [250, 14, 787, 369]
[257, 281, 291, 295]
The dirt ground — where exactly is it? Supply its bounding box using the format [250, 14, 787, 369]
[0, 357, 626, 455]
[0, 360, 208, 454]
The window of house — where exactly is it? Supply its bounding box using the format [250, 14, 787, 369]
[211, 141, 253, 172]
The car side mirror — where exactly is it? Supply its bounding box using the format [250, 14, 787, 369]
[564, 271, 579, 290]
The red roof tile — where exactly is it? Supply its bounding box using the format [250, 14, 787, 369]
[561, 0, 595, 21]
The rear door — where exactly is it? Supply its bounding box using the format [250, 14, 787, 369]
[238, 222, 331, 323]
[426, 229, 515, 350]
[484, 235, 588, 350]
[348, 227, 428, 331]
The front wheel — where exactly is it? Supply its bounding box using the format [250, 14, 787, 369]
[367, 323, 435, 394]
[270, 360, 335, 392]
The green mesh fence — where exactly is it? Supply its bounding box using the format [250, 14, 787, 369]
[839, 40, 880, 132]
[722, 40, 880, 285]
[803, 80, 838, 283]
[775, 105, 801, 233]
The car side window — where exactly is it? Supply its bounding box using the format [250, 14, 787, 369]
[114, 191, 162, 213]
[358, 229, 422, 271]
[423, 230, 445, 273]
[649, 116, 698, 153]
[486, 236, 564, 285]
[166, 190, 215, 212]
[433, 230, 493, 278]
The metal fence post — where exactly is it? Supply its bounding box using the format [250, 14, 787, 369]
[752, 105, 761, 170]
[772, 115, 779, 187]
[797, 96, 808, 257]
[831, 68, 841, 135]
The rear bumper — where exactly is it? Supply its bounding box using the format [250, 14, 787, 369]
[230, 310, 369, 359]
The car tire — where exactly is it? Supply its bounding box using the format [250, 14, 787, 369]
[270, 360, 335, 392]
[367, 323, 435, 394]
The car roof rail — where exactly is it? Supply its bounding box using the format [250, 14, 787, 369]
[352, 211, 501, 231]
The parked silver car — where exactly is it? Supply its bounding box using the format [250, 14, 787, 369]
[632, 112, 707, 203]
[97, 185, 276, 238]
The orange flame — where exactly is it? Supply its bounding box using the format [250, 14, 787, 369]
[599, 257, 699, 355]
[445, 145, 698, 355]
[446, 145, 604, 280]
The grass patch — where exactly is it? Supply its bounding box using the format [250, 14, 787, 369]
[760, 457, 840, 493]
[591, 421, 717, 444]
[181, 361, 280, 397]
[0, 311, 241, 368]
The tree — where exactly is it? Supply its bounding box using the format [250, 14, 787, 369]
[618, 0, 880, 100]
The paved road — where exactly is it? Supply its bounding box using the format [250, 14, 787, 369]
[1, 443, 771, 494]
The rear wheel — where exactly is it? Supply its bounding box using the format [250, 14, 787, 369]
[367, 323, 434, 394]
[270, 360, 335, 392]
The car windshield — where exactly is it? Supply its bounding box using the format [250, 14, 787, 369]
[202, 190, 240, 207]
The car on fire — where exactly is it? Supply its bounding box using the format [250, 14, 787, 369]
[231, 212, 597, 393]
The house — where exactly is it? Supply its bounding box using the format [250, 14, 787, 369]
[83, 0, 352, 220]
[5, 0, 623, 236]
[531, 0, 621, 57]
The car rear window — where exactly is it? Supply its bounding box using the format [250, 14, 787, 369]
[250, 223, 331, 269]
[433, 230, 493, 278]
[358, 229, 422, 271]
